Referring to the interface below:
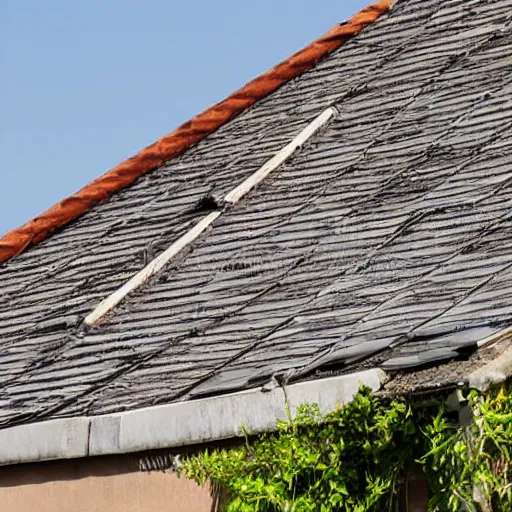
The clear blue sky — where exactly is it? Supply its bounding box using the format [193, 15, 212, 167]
[1, 1, 370, 236]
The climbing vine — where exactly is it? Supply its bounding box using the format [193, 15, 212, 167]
[425, 386, 512, 511]
[180, 385, 512, 512]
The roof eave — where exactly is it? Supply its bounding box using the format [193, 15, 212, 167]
[0, 369, 386, 466]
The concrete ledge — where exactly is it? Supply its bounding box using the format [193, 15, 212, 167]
[108, 384, 288, 455]
[286, 369, 387, 417]
[0, 417, 90, 466]
[0, 369, 386, 466]
[468, 346, 512, 392]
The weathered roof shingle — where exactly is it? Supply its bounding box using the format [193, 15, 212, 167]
[1, 0, 512, 428]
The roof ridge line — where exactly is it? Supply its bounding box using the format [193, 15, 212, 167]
[0, 0, 392, 265]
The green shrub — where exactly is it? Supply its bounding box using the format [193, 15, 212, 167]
[180, 385, 512, 511]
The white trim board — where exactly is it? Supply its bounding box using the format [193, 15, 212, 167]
[84, 212, 221, 326]
[225, 107, 335, 204]
[0, 369, 385, 467]
[84, 107, 335, 327]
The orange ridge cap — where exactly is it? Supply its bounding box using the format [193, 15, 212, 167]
[0, 0, 392, 265]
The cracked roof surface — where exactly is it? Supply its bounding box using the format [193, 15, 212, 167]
[1, 0, 512, 428]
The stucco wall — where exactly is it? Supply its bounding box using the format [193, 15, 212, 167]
[0, 455, 215, 512]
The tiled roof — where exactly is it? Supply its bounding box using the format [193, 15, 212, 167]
[1, 0, 512, 429]
[0, 0, 391, 265]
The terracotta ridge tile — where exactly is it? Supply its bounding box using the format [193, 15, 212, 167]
[0, 0, 392, 264]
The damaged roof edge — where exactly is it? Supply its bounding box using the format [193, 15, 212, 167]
[468, 344, 512, 392]
[0, 0, 392, 265]
[0, 369, 386, 467]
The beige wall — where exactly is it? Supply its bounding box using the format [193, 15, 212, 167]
[0, 455, 216, 512]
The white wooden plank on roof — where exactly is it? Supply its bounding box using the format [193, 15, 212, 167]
[225, 107, 336, 204]
[84, 107, 335, 327]
[85, 212, 221, 326]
